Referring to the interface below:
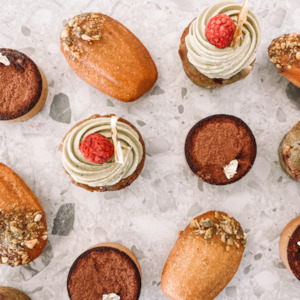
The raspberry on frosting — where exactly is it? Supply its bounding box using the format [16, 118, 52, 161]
[205, 14, 236, 49]
[79, 133, 114, 164]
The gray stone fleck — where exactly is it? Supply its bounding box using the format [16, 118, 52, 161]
[52, 203, 75, 236]
[187, 203, 202, 217]
[277, 176, 282, 182]
[20, 241, 53, 280]
[50, 93, 71, 124]
[257, 9, 269, 18]
[131, 245, 146, 259]
[141, 169, 151, 179]
[49, 80, 55, 88]
[247, 180, 263, 192]
[268, 8, 286, 28]
[273, 259, 286, 269]
[21, 47, 35, 56]
[178, 105, 184, 114]
[146, 138, 171, 156]
[243, 264, 252, 274]
[225, 286, 237, 298]
[276, 107, 286, 122]
[286, 83, 300, 110]
[197, 179, 204, 191]
[253, 286, 264, 298]
[106, 99, 115, 107]
[103, 191, 120, 200]
[254, 253, 262, 261]
[137, 120, 146, 127]
[21, 26, 31, 36]
[151, 86, 165, 96]
[181, 87, 187, 98]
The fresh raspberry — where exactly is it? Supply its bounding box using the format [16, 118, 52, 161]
[205, 14, 236, 49]
[79, 133, 114, 164]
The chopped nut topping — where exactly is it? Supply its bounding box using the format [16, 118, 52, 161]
[60, 13, 104, 60]
[0, 209, 46, 266]
[268, 33, 300, 72]
[191, 212, 247, 250]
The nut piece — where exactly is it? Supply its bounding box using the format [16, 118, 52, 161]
[296, 52, 300, 60]
[34, 214, 42, 222]
[1, 257, 8, 263]
[24, 239, 38, 249]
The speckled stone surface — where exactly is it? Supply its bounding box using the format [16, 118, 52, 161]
[0, 0, 300, 299]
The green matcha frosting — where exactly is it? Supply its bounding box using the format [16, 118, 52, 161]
[185, 1, 260, 79]
[62, 117, 143, 187]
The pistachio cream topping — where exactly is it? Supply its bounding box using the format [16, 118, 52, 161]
[185, 1, 260, 79]
[62, 117, 143, 187]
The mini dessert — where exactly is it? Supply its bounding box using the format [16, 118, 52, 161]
[268, 33, 300, 88]
[161, 211, 246, 300]
[0, 163, 47, 267]
[278, 121, 300, 181]
[179, 0, 260, 88]
[185, 114, 256, 185]
[60, 13, 158, 102]
[0, 287, 31, 300]
[279, 216, 300, 281]
[0, 49, 48, 121]
[67, 242, 141, 300]
[61, 114, 145, 192]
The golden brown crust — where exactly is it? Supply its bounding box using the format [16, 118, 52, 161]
[268, 33, 300, 88]
[179, 23, 254, 89]
[61, 114, 145, 192]
[60, 13, 158, 102]
[279, 216, 300, 281]
[161, 211, 245, 300]
[0, 163, 47, 267]
[0, 49, 47, 121]
[0, 287, 31, 300]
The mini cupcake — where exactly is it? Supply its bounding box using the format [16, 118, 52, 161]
[268, 33, 300, 88]
[67, 243, 141, 300]
[0, 49, 48, 121]
[278, 121, 300, 181]
[179, 1, 260, 88]
[279, 216, 300, 281]
[61, 114, 145, 192]
[185, 114, 256, 185]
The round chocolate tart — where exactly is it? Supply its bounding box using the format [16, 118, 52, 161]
[67, 243, 141, 300]
[0, 49, 48, 122]
[0, 286, 31, 300]
[278, 121, 300, 181]
[279, 216, 300, 281]
[185, 114, 257, 185]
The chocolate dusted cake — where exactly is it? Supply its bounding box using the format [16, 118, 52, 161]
[67, 243, 141, 300]
[185, 114, 257, 185]
[0, 49, 48, 122]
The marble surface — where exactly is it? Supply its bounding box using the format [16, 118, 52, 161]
[1, 0, 300, 299]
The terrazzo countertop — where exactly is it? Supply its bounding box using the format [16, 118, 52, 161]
[1, 0, 300, 299]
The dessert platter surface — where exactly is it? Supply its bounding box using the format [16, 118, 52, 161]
[0, 0, 300, 299]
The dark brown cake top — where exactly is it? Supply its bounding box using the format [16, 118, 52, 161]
[67, 247, 141, 300]
[0, 49, 42, 120]
[185, 114, 256, 185]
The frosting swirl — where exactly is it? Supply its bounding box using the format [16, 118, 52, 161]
[62, 117, 143, 187]
[185, 1, 260, 79]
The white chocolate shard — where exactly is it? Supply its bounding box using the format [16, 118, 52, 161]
[223, 159, 238, 179]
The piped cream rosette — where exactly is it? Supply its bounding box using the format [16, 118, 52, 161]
[62, 116, 143, 187]
[185, 0, 260, 79]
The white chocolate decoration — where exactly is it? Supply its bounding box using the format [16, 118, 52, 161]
[223, 159, 238, 179]
[111, 116, 124, 164]
[102, 293, 121, 300]
[0, 53, 10, 66]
